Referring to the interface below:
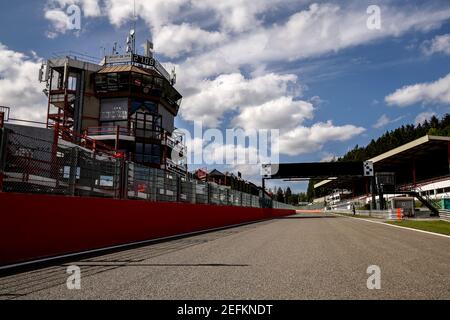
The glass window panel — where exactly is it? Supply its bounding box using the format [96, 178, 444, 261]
[132, 73, 142, 86]
[96, 74, 107, 84]
[136, 129, 144, 137]
[119, 72, 130, 84]
[143, 75, 152, 86]
[107, 73, 117, 84]
[154, 77, 163, 88]
[152, 156, 160, 164]
[144, 144, 152, 154]
[135, 143, 143, 153]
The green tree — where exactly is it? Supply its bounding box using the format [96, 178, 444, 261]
[276, 187, 284, 203]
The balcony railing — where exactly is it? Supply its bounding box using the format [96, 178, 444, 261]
[86, 126, 135, 137]
[161, 132, 187, 154]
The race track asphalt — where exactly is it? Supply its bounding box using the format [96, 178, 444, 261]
[1, 213, 449, 299]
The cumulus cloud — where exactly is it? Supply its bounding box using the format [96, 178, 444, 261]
[39, 0, 450, 157]
[233, 97, 314, 131]
[154, 24, 227, 59]
[278, 121, 365, 156]
[47, 0, 101, 17]
[180, 73, 299, 127]
[320, 152, 337, 162]
[190, 0, 297, 33]
[373, 114, 391, 129]
[422, 33, 450, 56]
[44, 9, 71, 35]
[45, 1, 450, 62]
[415, 111, 436, 125]
[373, 114, 405, 129]
[0, 43, 47, 122]
[385, 73, 450, 107]
[44, 0, 102, 37]
[175, 3, 450, 81]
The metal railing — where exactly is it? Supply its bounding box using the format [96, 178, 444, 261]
[438, 210, 450, 221]
[86, 126, 135, 137]
[0, 127, 289, 209]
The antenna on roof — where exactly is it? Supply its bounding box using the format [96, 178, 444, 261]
[171, 67, 177, 85]
[126, 0, 137, 54]
[144, 40, 153, 58]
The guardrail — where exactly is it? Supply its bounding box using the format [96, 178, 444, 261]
[331, 209, 392, 219]
[439, 210, 450, 221]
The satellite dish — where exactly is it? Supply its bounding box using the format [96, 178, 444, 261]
[130, 29, 135, 36]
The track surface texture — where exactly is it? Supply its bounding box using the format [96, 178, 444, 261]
[1, 213, 449, 300]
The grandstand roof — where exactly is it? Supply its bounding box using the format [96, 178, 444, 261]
[314, 135, 450, 190]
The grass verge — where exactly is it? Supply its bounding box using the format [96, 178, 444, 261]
[386, 220, 450, 236]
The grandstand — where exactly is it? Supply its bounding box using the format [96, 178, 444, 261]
[314, 135, 450, 213]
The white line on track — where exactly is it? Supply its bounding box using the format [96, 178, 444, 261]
[333, 213, 450, 239]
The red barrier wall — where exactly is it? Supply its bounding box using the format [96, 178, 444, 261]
[0, 193, 294, 266]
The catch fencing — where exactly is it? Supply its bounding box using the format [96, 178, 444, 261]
[0, 127, 291, 209]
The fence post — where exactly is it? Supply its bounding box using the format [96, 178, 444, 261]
[0, 127, 8, 192]
[120, 160, 128, 199]
[68, 147, 79, 196]
[146, 166, 151, 201]
[176, 175, 181, 202]
[51, 123, 60, 187]
[192, 180, 196, 204]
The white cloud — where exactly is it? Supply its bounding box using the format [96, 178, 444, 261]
[154, 23, 227, 59]
[415, 111, 436, 125]
[45, 0, 102, 37]
[278, 121, 365, 156]
[47, 0, 101, 17]
[176, 3, 450, 81]
[385, 73, 450, 107]
[372, 114, 405, 129]
[46, 1, 450, 65]
[0, 44, 47, 122]
[190, 0, 296, 33]
[180, 72, 299, 127]
[233, 97, 314, 131]
[40, 1, 448, 158]
[373, 114, 391, 129]
[422, 33, 450, 56]
[320, 152, 337, 162]
[44, 9, 71, 35]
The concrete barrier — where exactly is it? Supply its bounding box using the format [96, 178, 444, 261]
[0, 193, 295, 266]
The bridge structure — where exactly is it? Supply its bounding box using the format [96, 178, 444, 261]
[261, 161, 376, 205]
[261, 160, 440, 215]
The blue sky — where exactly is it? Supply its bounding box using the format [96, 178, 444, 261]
[1, 0, 450, 192]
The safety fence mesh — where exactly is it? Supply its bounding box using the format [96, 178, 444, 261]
[0, 128, 296, 209]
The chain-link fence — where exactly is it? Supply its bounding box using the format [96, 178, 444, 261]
[1, 129, 122, 198]
[0, 127, 295, 209]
